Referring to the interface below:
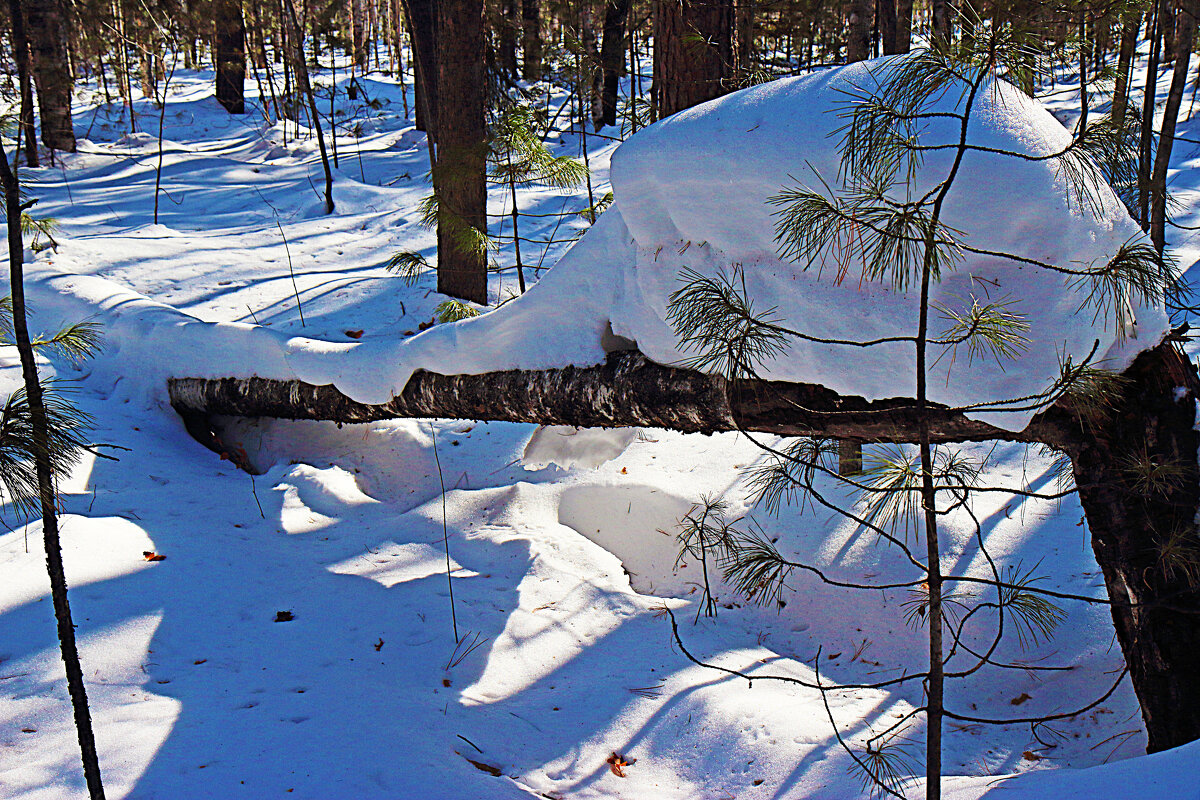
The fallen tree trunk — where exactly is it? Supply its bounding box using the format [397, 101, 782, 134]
[167, 341, 1200, 753]
[168, 350, 1072, 445]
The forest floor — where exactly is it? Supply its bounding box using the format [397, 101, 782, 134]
[2, 48, 1200, 799]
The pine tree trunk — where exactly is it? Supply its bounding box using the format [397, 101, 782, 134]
[434, 0, 488, 304]
[499, 0, 519, 77]
[24, 0, 76, 152]
[521, 0, 541, 80]
[596, 0, 631, 128]
[845, 0, 871, 62]
[879, 0, 898, 55]
[215, 0, 247, 114]
[8, 0, 40, 166]
[1112, 12, 1142, 130]
[1150, 0, 1195, 251]
[894, 0, 912, 53]
[653, 0, 736, 118]
[1057, 341, 1200, 753]
[403, 0, 438, 136]
[0, 136, 103, 799]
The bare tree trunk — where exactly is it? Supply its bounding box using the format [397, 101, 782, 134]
[894, 0, 911, 52]
[214, 0, 247, 114]
[8, 0, 40, 166]
[596, 0, 630, 128]
[283, 0, 334, 213]
[499, 0, 519, 77]
[0, 137, 103, 799]
[434, 0, 488, 303]
[1150, 0, 1195, 251]
[653, 0, 736, 118]
[24, 0, 76, 151]
[352, 0, 367, 69]
[1113, 12, 1142, 130]
[403, 0, 438, 136]
[521, 0, 541, 79]
[879, 0, 898, 55]
[845, 0, 871, 62]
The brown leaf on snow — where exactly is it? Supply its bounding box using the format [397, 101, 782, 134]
[1022, 750, 1042, 761]
[142, 551, 166, 562]
[1010, 692, 1032, 706]
[606, 752, 636, 778]
[274, 611, 295, 623]
[345, 329, 364, 339]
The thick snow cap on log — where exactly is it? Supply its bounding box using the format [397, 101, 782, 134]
[30, 54, 1166, 433]
[604, 54, 1166, 430]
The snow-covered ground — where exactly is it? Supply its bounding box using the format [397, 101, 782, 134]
[2, 47, 1200, 799]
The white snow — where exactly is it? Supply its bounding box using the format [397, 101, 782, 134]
[1, 45, 1198, 800]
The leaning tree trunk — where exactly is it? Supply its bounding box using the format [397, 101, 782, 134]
[596, 0, 631, 129]
[169, 337, 1200, 753]
[283, 0, 334, 213]
[24, 0, 76, 152]
[653, 0, 737, 118]
[214, 0, 247, 114]
[433, 0, 488, 304]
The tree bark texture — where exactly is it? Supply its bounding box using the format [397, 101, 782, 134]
[8, 0, 40, 166]
[214, 0, 247, 114]
[521, 0, 541, 80]
[169, 338, 1200, 753]
[653, 0, 736, 118]
[403, 0, 438, 136]
[597, 0, 631, 128]
[434, 0, 488, 304]
[845, 0, 871, 62]
[24, 0, 76, 152]
[1150, 0, 1196, 251]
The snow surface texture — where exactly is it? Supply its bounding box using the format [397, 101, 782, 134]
[25, 55, 1165, 434]
[5, 47, 1200, 800]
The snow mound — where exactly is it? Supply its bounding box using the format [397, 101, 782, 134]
[30, 55, 1167, 435]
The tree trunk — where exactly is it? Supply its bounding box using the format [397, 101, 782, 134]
[653, 0, 736, 118]
[596, 0, 631, 128]
[1056, 341, 1200, 753]
[434, 0, 488, 303]
[8, 0, 40, 166]
[403, 0, 438, 136]
[845, 0, 871, 62]
[499, 0, 519, 78]
[169, 337, 1200, 753]
[894, 0, 911, 53]
[214, 0, 247, 114]
[1150, 0, 1196, 251]
[283, 0, 334, 214]
[879, 0, 898, 55]
[24, 0, 76, 152]
[1112, 12, 1142, 131]
[521, 0, 541, 80]
[0, 134, 103, 800]
[352, 0, 367, 69]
